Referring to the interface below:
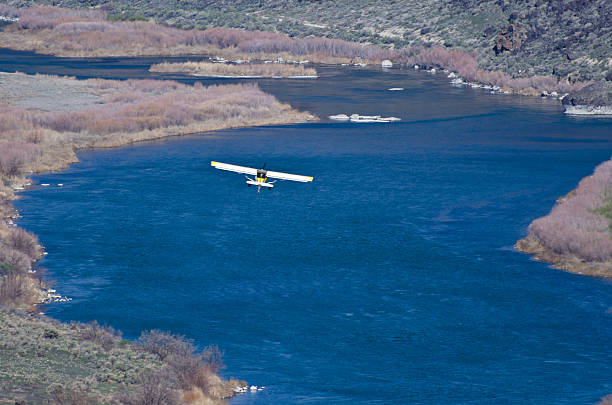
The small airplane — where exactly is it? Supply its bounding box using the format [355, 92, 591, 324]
[211, 161, 313, 192]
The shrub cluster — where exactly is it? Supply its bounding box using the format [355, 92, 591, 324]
[0, 141, 42, 177]
[137, 330, 224, 392]
[0, 227, 42, 308]
[528, 158, 612, 262]
[398, 46, 588, 93]
[1, 5, 393, 62]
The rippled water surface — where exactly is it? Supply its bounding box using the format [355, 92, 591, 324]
[5, 48, 612, 404]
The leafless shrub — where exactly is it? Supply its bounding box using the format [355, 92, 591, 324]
[137, 330, 225, 392]
[6, 227, 41, 259]
[16, 5, 104, 30]
[398, 46, 588, 94]
[166, 350, 210, 391]
[0, 141, 42, 177]
[136, 329, 193, 361]
[0, 244, 32, 274]
[200, 345, 224, 375]
[0, 273, 38, 308]
[79, 320, 122, 350]
[0, 77, 292, 143]
[116, 367, 179, 405]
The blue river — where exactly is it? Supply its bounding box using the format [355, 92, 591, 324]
[4, 48, 612, 404]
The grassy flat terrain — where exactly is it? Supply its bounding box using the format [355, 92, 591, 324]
[0, 309, 161, 404]
[0, 308, 244, 404]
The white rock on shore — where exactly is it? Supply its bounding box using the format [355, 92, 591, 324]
[450, 78, 464, 86]
[329, 114, 350, 121]
[0, 15, 19, 22]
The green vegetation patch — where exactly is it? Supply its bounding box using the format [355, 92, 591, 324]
[594, 195, 612, 221]
[0, 309, 161, 404]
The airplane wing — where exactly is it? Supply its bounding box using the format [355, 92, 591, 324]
[266, 170, 313, 182]
[211, 161, 257, 175]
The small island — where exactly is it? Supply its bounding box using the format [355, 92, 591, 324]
[151, 61, 318, 78]
[516, 158, 612, 278]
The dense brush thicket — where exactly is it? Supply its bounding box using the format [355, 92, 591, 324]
[528, 158, 612, 262]
[0, 5, 394, 61]
[0, 226, 43, 308]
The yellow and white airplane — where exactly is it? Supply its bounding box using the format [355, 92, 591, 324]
[211, 161, 313, 192]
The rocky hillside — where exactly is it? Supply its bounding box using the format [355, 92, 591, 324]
[6, 0, 611, 83]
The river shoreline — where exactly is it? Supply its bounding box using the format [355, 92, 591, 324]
[515, 158, 612, 279]
[0, 70, 314, 403]
[1, 4, 607, 110]
[516, 234, 612, 279]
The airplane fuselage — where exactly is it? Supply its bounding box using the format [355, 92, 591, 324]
[246, 179, 274, 188]
[247, 169, 274, 189]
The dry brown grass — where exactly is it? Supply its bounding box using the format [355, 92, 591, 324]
[151, 61, 318, 78]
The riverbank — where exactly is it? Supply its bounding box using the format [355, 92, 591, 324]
[0, 308, 244, 404]
[0, 71, 312, 403]
[562, 80, 612, 116]
[516, 158, 612, 278]
[0, 5, 601, 103]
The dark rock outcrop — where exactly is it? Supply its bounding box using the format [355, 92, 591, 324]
[562, 80, 612, 107]
[493, 24, 527, 54]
